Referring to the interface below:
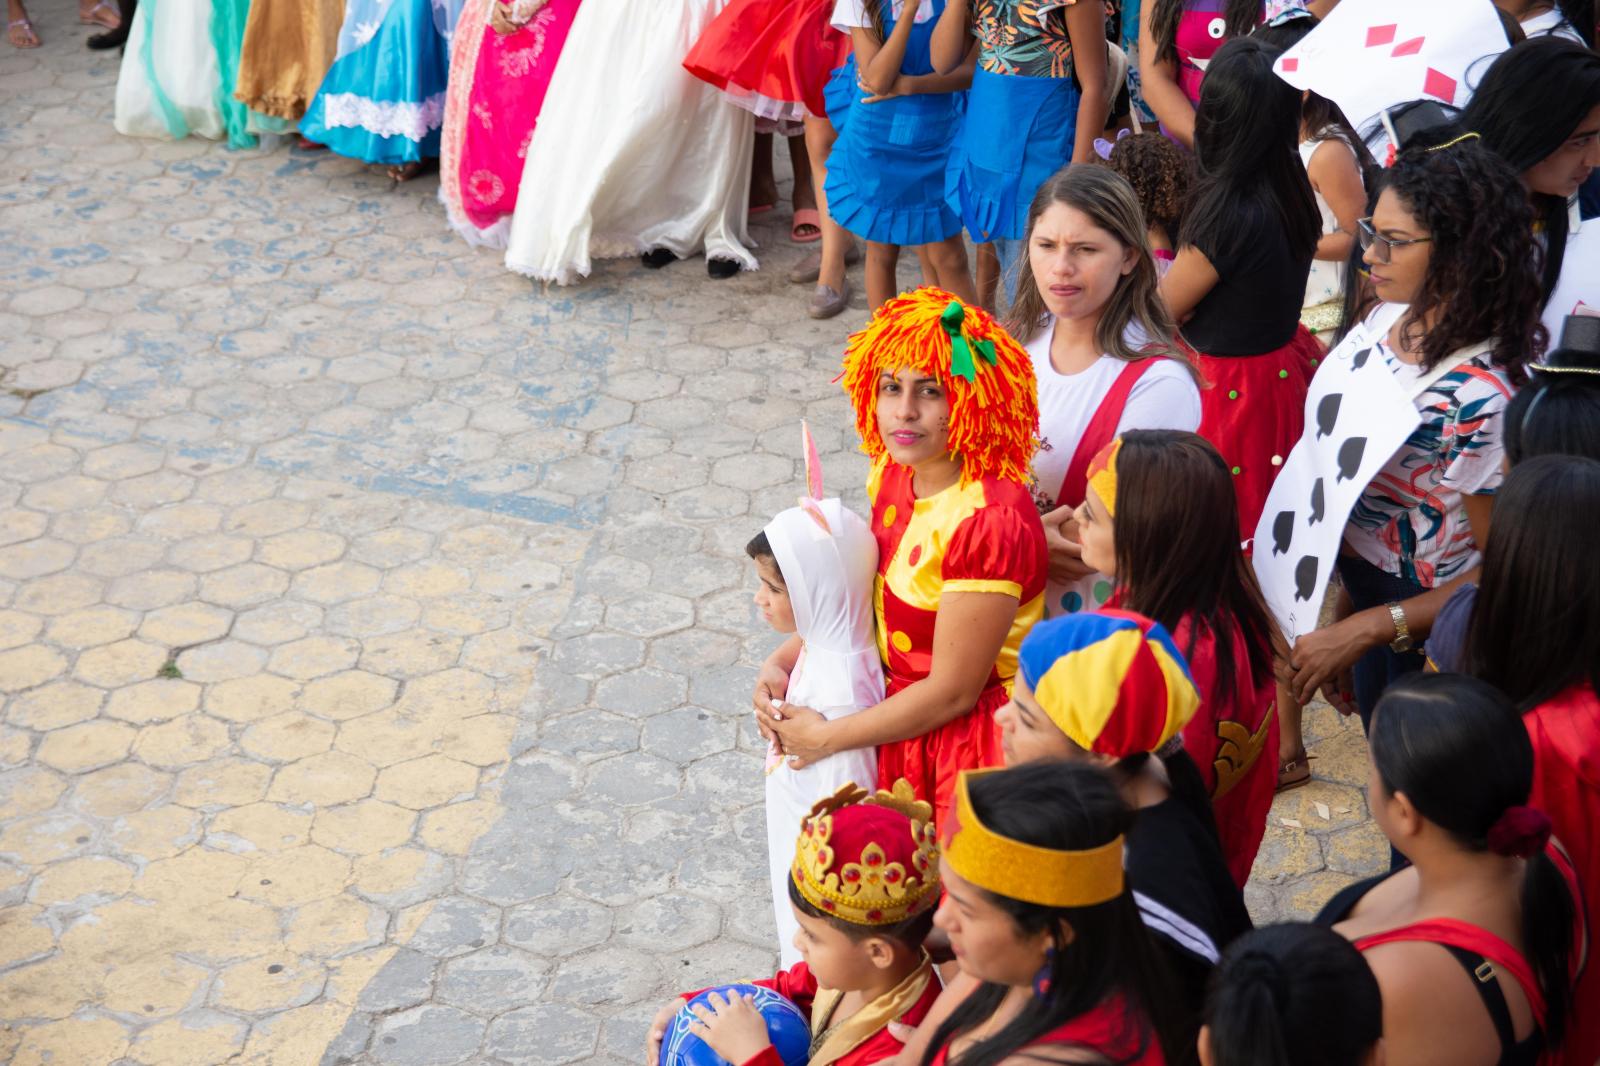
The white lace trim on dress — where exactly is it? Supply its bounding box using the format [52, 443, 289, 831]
[321, 92, 447, 140]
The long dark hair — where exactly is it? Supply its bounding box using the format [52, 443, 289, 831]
[1205, 924, 1383, 1066]
[1110, 431, 1277, 720]
[1147, 0, 1260, 67]
[1535, 0, 1596, 45]
[1461, 36, 1600, 305]
[1369, 673, 1575, 1046]
[1334, 179, 1381, 347]
[922, 763, 1190, 1066]
[1465, 455, 1600, 709]
[1376, 140, 1545, 383]
[1504, 344, 1600, 464]
[859, 0, 886, 41]
[1180, 38, 1321, 269]
[1251, 12, 1378, 179]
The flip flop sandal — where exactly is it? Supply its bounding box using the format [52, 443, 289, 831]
[78, 0, 119, 27]
[790, 208, 822, 244]
[1276, 755, 1315, 793]
[748, 202, 776, 220]
[9, 17, 41, 47]
[386, 157, 438, 187]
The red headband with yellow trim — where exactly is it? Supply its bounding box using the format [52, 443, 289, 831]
[1085, 437, 1124, 516]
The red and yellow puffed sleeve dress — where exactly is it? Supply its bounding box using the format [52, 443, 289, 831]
[869, 460, 1047, 827]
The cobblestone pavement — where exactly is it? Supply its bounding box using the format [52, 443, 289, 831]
[0, 16, 1385, 1066]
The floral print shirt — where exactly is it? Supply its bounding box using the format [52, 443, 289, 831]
[1343, 339, 1513, 588]
[971, 0, 1079, 77]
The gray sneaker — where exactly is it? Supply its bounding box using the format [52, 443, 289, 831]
[808, 281, 850, 320]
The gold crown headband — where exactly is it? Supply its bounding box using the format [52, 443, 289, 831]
[792, 781, 941, 926]
[943, 770, 1125, 909]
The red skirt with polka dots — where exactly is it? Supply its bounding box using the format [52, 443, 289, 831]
[1186, 325, 1323, 549]
[876, 682, 1007, 832]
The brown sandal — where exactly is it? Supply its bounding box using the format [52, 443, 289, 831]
[1276, 754, 1314, 792]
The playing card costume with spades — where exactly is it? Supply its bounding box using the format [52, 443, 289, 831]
[1271, 0, 1508, 161]
[1253, 303, 1459, 643]
[1542, 223, 1600, 341]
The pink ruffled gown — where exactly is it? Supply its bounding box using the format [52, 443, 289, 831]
[439, 0, 582, 247]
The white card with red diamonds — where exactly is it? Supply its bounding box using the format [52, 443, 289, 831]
[1272, 0, 1509, 158]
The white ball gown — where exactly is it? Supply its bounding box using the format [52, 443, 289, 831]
[114, 0, 262, 147]
[502, 0, 756, 285]
[115, 0, 226, 141]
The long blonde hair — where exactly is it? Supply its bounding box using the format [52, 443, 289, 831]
[1002, 166, 1189, 370]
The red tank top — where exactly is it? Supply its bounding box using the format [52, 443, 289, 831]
[1354, 919, 1548, 1029]
[930, 994, 1166, 1066]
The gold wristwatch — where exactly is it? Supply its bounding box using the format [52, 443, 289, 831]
[1387, 602, 1413, 653]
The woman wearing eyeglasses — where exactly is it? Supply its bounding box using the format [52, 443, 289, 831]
[1286, 135, 1546, 730]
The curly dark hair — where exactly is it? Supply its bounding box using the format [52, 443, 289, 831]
[1377, 140, 1546, 384]
[1106, 132, 1193, 240]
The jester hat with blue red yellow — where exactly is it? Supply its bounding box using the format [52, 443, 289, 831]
[1018, 609, 1200, 756]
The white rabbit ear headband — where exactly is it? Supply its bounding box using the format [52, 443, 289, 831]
[798, 421, 833, 535]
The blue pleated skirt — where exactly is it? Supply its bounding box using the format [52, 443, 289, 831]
[957, 67, 1079, 242]
[300, 0, 451, 165]
[823, 56, 964, 247]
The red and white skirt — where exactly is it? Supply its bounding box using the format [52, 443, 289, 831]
[682, 0, 852, 123]
[1187, 325, 1324, 549]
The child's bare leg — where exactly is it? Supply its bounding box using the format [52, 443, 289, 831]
[803, 115, 851, 293]
[865, 242, 901, 312]
[787, 133, 818, 231]
[923, 235, 977, 306]
[1277, 679, 1307, 778]
[751, 132, 777, 211]
[915, 246, 937, 287]
[974, 241, 1001, 311]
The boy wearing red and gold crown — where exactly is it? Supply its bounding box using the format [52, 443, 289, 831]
[646, 780, 943, 1066]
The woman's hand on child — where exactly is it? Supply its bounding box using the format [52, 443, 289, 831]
[646, 998, 685, 1065]
[766, 703, 830, 769]
[757, 700, 787, 751]
[1041, 505, 1095, 584]
[687, 991, 772, 1066]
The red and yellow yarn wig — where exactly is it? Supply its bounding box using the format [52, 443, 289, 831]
[838, 287, 1038, 486]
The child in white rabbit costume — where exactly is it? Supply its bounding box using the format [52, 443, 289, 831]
[749, 424, 881, 966]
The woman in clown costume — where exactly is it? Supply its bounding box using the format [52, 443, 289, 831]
[761, 287, 1047, 827]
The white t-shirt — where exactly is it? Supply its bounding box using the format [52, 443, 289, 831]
[1299, 132, 1358, 309]
[831, 0, 934, 31]
[1024, 317, 1203, 615]
[1520, 8, 1587, 43]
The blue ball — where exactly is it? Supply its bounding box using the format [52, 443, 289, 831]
[659, 984, 811, 1066]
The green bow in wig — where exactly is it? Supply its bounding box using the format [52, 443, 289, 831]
[940, 300, 998, 383]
